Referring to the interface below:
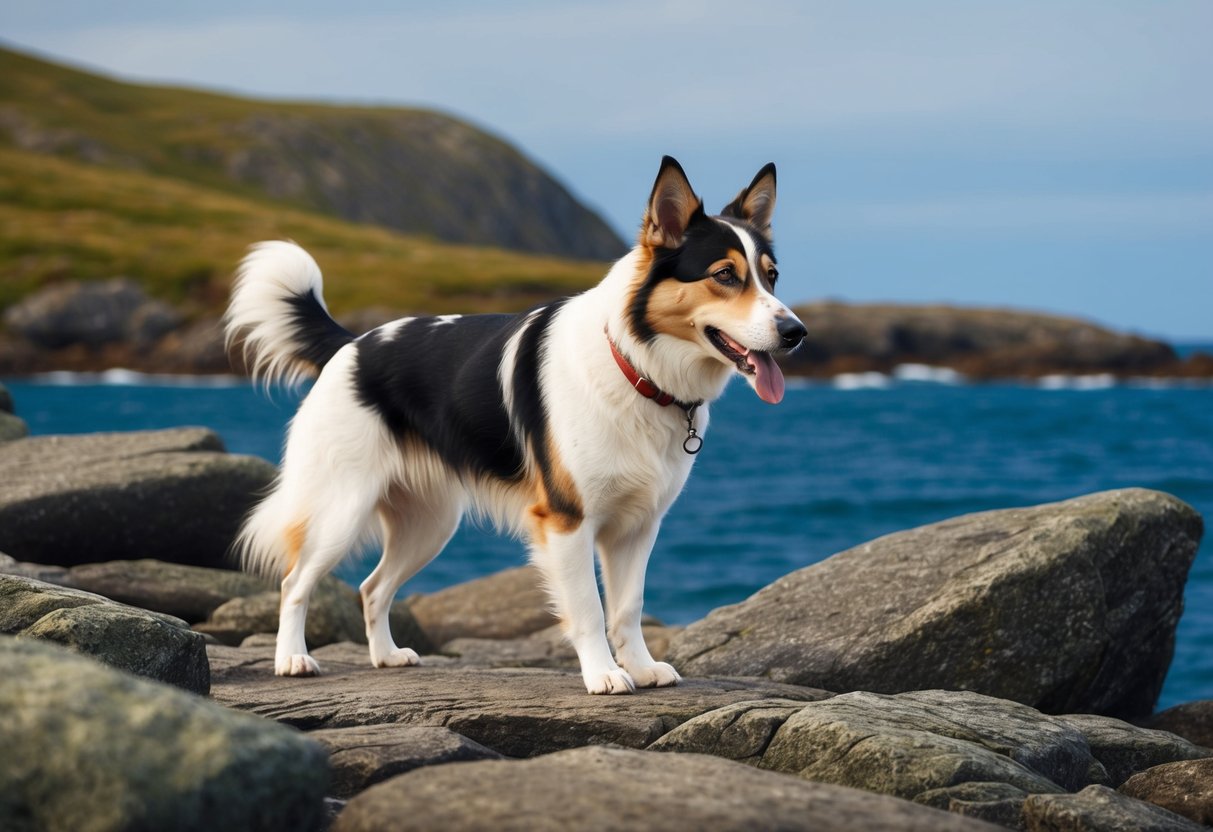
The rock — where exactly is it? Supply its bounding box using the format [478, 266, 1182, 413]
[0, 411, 27, 441]
[0, 427, 277, 570]
[146, 316, 234, 374]
[0, 573, 210, 693]
[308, 724, 502, 799]
[389, 598, 436, 655]
[332, 745, 999, 832]
[0, 636, 328, 832]
[2, 277, 181, 349]
[1119, 758, 1213, 825]
[208, 640, 829, 758]
[1055, 713, 1210, 786]
[669, 489, 1202, 719]
[0, 380, 12, 412]
[1143, 700, 1213, 748]
[440, 624, 577, 668]
[657, 690, 1088, 798]
[409, 564, 558, 645]
[914, 782, 1034, 829]
[0, 552, 72, 585]
[69, 559, 273, 622]
[1022, 784, 1204, 831]
[194, 577, 367, 647]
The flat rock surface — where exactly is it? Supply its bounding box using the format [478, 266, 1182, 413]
[69, 559, 274, 623]
[408, 565, 558, 645]
[332, 745, 1001, 832]
[208, 641, 830, 758]
[669, 489, 1202, 719]
[0, 427, 277, 569]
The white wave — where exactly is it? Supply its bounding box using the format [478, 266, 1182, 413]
[1037, 373, 1118, 390]
[833, 372, 893, 390]
[26, 370, 246, 388]
[893, 363, 965, 384]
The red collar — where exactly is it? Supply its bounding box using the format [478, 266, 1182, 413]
[606, 329, 690, 409]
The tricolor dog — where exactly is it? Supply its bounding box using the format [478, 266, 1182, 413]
[224, 157, 805, 694]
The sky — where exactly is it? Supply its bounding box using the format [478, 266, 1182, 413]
[4, 1, 1212, 339]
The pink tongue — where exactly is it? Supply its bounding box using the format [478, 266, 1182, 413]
[747, 350, 785, 404]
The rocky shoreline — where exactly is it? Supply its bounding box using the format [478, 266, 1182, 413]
[1, 388, 1211, 830]
[2, 279, 1211, 381]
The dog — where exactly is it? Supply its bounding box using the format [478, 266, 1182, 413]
[223, 156, 806, 694]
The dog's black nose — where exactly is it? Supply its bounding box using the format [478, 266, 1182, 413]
[777, 316, 807, 350]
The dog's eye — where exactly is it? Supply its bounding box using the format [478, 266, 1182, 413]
[711, 266, 740, 287]
[767, 266, 779, 286]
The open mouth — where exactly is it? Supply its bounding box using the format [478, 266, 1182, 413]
[704, 326, 786, 404]
[705, 326, 757, 375]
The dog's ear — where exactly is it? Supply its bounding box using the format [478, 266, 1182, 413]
[641, 156, 703, 248]
[722, 162, 777, 239]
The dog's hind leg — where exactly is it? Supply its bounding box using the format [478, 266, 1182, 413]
[275, 496, 379, 676]
[598, 521, 681, 688]
[362, 487, 462, 668]
[531, 524, 635, 695]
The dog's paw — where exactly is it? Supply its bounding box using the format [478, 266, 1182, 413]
[275, 654, 321, 677]
[627, 661, 681, 689]
[373, 647, 421, 668]
[584, 668, 636, 695]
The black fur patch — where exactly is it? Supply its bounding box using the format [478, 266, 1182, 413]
[353, 313, 529, 482]
[284, 290, 355, 369]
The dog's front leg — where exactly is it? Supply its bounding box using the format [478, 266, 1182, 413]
[599, 522, 681, 688]
[530, 524, 635, 695]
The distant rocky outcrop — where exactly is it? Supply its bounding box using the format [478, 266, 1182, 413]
[3, 278, 181, 349]
[667, 489, 1203, 720]
[784, 302, 1213, 380]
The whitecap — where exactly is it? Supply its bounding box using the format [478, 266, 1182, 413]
[893, 364, 965, 384]
[1037, 374, 1118, 390]
[832, 372, 892, 390]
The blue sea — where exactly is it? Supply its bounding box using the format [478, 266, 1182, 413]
[5, 369, 1211, 709]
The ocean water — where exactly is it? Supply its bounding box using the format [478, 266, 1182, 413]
[4, 371, 1211, 708]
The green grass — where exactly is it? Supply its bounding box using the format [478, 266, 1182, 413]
[0, 146, 606, 317]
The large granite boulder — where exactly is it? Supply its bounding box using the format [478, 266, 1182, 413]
[669, 489, 1201, 719]
[0, 427, 277, 569]
[208, 641, 830, 758]
[332, 745, 999, 832]
[650, 689, 1209, 828]
[1119, 758, 1213, 826]
[0, 636, 328, 832]
[0, 573, 209, 693]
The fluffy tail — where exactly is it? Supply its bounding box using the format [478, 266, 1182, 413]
[224, 241, 354, 387]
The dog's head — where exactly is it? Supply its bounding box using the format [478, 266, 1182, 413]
[627, 156, 806, 404]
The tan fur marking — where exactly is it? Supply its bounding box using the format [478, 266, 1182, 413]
[526, 438, 583, 548]
[282, 520, 307, 579]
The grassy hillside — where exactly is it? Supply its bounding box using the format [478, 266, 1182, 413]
[0, 45, 625, 259]
[0, 145, 606, 317]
